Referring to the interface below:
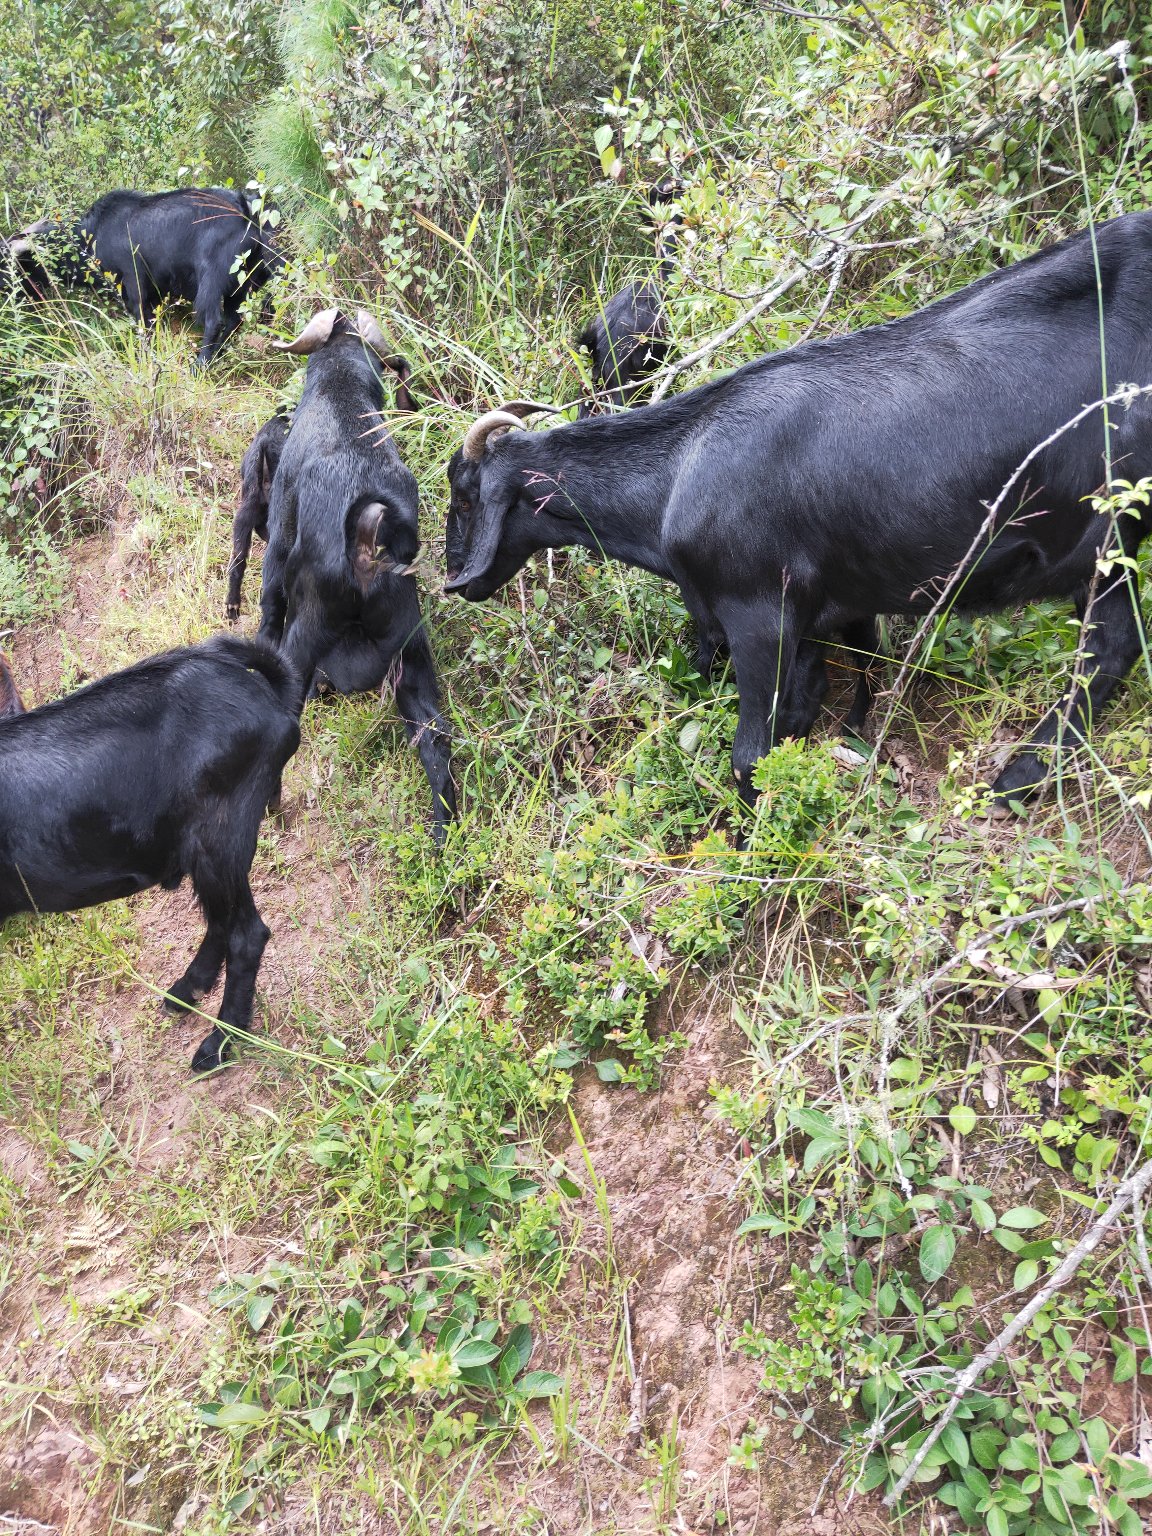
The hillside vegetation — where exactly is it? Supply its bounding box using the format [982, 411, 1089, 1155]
[3, 2, 1152, 1533]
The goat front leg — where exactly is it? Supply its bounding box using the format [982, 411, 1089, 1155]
[393, 628, 457, 844]
[678, 576, 727, 678]
[993, 562, 1147, 808]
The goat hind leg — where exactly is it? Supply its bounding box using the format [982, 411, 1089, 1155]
[226, 497, 263, 621]
[190, 885, 270, 1074]
[841, 618, 882, 735]
[993, 566, 1146, 807]
[678, 577, 726, 678]
[718, 595, 801, 806]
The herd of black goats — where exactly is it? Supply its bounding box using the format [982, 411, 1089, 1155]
[2, 184, 1152, 1075]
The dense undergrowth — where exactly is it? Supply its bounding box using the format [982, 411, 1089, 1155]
[4, 1, 1152, 1532]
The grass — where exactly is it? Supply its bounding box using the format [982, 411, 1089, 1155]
[5, 3, 1152, 1529]
[6, 292, 1152, 1531]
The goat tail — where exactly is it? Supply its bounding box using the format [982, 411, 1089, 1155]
[201, 634, 305, 717]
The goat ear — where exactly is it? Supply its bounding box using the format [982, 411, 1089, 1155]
[273, 307, 340, 355]
[348, 500, 421, 591]
[351, 502, 386, 594]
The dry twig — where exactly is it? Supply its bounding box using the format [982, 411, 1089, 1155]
[885, 1154, 1152, 1505]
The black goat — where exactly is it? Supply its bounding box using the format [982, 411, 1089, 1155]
[226, 411, 291, 621]
[6, 187, 283, 367]
[258, 308, 456, 841]
[0, 638, 301, 1073]
[225, 364, 417, 622]
[446, 214, 1152, 809]
[576, 186, 681, 416]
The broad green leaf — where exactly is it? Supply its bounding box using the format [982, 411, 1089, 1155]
[970, 1198, 996, 1232]
[939, 1420, 970, 1467]
[1013, 1259, 1039, 1290]
[999, 1434, 1040, 1472]
[970, 1427, 1005, 1469]
[678, 720, 702, 756]
[202, 1402, 269, 1430]
[247, 1292, 277, 1332]
[454, 1338, 501, 1368]
[804, 1135, 844, 1172]
[998, 1207, 1048, 1230]
[501, 1324, 533, 1376]
[519, 1370, 565, 1399]
[1037, 989, 1062, 1024]
[949, 1103, 977, 1136]
[1113, 1344, 1137, 1384]
[1083, 1418, 1110, 1463]
[919, 1224, 956, 1284]
[1048, 1429, 1080, 1462]
[737, 1212, 780, 1237]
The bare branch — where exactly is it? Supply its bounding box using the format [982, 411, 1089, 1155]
[884, 1153, 1152, 1506]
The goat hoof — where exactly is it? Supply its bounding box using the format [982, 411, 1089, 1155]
[190, 1030, 231, 1075]
[163, 978, 200, 1014]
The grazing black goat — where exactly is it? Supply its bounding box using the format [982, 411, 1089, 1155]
[225, 366, 417, 622]
[258, 308, 456, 841]
[0, 638, 301, 1073]
[447, 213, 1152, 809]
[6, 187, 283, 366]
[576, 185, 681, 416]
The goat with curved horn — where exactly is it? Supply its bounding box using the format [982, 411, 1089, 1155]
[273, 307, 340, 356]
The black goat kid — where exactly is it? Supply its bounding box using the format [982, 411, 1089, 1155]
[258, 308, 456, 842]
[226, 411, 291, 621]
[6, 187, 282, 367]
[576, 183, 681, 415]
[447, 214, 1152, 809]
[0, 638, 301, 1073]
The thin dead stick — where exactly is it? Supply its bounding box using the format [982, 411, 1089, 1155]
[885, 1153, 1152, 1506]
[870, 381, 1152, 755]
[760, 0, 903, 55]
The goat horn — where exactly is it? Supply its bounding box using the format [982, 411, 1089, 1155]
[7, 237, 32, 256]
[355, 309, 390, 353]
[273, 307, 340, 355]
[500, 400, 561, 417]
[462, 410, 531, 461]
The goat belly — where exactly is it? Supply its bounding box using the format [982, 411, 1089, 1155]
[0, 809, 176, 918]
[1, 866, 157, 916]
